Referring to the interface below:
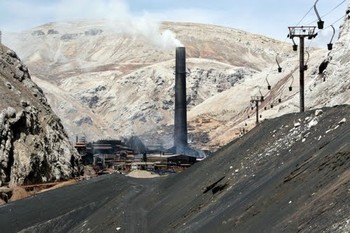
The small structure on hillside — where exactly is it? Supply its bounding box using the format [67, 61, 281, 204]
[74, 137, 134, 166]
[167, 154, 197, 166]
[74, 136, 201, 175]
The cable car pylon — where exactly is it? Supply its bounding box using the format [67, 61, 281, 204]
[288, 26, 317, 112]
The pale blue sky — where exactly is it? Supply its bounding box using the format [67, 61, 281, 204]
[0, 0, 348, 43]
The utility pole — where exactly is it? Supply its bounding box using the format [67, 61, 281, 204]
[250, 95, 264, 125]
[288, 26, 317, 112]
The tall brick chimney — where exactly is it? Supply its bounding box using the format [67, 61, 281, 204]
[174, 47, 188, 154]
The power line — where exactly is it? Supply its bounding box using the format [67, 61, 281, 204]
[321, 0, 347, 18]
[297, 6, 314, 26]
[289, 0, 348, 66]
[247, 0, 350, 120]
[326, 14, 347, 28]
[275, 0, 329, 64]
[262, 3, 316, 110]
[306, 0, 348, 25]
[306, 14, 347, 50]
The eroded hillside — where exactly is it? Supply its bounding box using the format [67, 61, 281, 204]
[4, 21, 294, 151]
[4, 8, 350, 152]
[0, 44, 80, 189]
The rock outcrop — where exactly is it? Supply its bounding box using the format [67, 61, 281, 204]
[0, 44, 80, 188]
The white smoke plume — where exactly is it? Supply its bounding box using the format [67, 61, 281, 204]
[54, 0, 183, 49]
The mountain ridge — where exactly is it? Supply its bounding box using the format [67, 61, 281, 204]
[4, 16, 349, 151]
[4, 20, 293, 150]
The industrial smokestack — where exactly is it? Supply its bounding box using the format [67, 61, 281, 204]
[174, 47, 188, 154]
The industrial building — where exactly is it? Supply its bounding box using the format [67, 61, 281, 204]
[73, 46, 204, 174]
[74, 136, 199, 175]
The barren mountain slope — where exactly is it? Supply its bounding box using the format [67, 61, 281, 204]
[189, 7, 350, 149]
[6, 10, 350, 152]
[4, 21, 293, 150]
[0, 44, 80, 187]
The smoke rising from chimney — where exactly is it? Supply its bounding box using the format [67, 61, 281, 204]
[54, 0, 183, 49]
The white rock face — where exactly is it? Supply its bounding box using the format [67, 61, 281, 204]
[4, 21, 289, 150]
[0, 44, 80, 186]
[3, 9, 350, 151]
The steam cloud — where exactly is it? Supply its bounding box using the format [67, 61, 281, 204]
[54, 0, 183, 49]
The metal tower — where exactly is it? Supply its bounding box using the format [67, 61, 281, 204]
[288, 26, 317, 112]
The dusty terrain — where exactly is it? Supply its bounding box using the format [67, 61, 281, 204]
[0, 105, 349, 233]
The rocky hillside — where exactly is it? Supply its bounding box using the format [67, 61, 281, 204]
[0, 44, 80, 189]
[193, 6, 350, 149]
[4, 6, 350, 152]
[3, 21, 294, 151]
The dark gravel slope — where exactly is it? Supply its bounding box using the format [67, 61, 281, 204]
[147, 105, 350, 233]
[0, 105, 349, 233]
